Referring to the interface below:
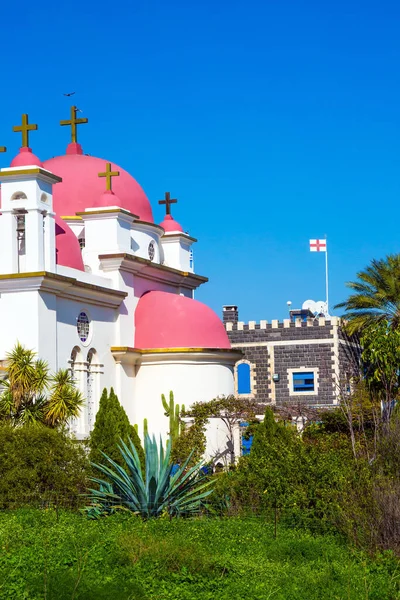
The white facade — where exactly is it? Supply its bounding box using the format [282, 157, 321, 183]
[0, 159, 241, 460]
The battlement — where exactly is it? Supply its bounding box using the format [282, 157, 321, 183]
[225, 317, 341, 332]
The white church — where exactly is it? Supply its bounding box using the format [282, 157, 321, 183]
[0, 110, 241, 454]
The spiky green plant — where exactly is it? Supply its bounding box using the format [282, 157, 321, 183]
[86, 433, 213, 518]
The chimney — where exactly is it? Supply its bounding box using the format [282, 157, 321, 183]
[222, 305, 238, 324]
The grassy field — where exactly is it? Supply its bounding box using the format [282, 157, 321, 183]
[0, 510, 399, 599]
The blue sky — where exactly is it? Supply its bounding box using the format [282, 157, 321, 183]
[2, 0, 400, 321]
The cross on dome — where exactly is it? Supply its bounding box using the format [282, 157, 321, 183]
[159, 191, 177, 216]
[60, 106, 88, 144]
[13, 114, 38, 148]
[98, 162, 120, 192]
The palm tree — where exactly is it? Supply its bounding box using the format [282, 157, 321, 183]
[0, 342, 83, 427]
[335, 255, 400, 334]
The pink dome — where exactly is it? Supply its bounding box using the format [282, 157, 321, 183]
[135, 291, 231, 349]
[55, 216, 84, 271]
[11, 147, 42, 168]
[160, 214, 183, 233]
[43, 150, 153, 222]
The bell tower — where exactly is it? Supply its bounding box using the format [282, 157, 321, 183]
[0, 166, 62, 274]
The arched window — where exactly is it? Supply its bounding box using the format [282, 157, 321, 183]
[69, 346, 83, 435]
[237, 362, 251, 395]
[86, 349, 102, 432]
[11, 191, 27, 200]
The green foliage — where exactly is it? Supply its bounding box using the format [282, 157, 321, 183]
[335, 253, 400, 334]
[361, 321, 400, 420]
[185, 395, 261, 463]
[0, 510, 399, 599]
[0, 425, 89, 509]
[87, 433, 213, 518]
[161, 391, 185, 446]
[212, 408, 354, 527]
[0, 343, 83, 427]
[89, 388, 144, 470]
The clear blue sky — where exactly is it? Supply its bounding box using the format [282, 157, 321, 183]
[2, 0, 400, 322]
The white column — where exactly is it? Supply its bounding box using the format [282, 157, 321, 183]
[0, 211, 18, 273]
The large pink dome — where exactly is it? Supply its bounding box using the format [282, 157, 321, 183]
[43, 151, 153, 222]
[55, 216, 84, 271]
[135, 291, 231, 349]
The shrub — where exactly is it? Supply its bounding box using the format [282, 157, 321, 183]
[0, 424, 89, 508]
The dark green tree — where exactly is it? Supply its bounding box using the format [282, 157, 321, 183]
[89, 388, 144, 469]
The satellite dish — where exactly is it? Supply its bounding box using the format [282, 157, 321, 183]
[302, 299, 316, 314]
[314, 301, 327, 317]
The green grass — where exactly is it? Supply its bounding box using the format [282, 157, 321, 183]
[0, 510, 399, 599]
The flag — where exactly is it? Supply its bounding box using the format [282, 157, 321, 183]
[309, 239, 327, 252]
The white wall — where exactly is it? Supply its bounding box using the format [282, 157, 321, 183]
[132, 354, 237, 459]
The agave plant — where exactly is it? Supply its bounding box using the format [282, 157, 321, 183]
[86, 433, 214, 518]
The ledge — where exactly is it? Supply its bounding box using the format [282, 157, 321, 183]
[99, 253, 208, 290]
[0, 271, 127, 308]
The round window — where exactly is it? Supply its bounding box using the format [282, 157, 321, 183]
[148, 241, 155, 261]
[77, 312, 90, 343]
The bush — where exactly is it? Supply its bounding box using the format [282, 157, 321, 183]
[0, 425, 89, 508]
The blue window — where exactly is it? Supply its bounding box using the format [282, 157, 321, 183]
[293, 371, 315, 393]
[237, 362, 251, 394]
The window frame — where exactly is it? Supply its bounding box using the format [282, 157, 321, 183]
[287, 367, 319, 396]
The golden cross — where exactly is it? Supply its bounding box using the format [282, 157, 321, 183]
[13, 114, 38, 148]
[98, 162, 120, 192]
[158, 191, 177, 216]
[60, 106, 88, 144]
[0, 146, 6, 153]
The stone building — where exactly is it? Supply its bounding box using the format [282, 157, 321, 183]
[222, 305, 359, 408]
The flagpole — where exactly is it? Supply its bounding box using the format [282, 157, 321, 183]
[325, 236, 329, 314]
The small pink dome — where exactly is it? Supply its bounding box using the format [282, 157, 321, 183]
[43, 151, 153, 222]
[92, 189, 123, 209]
[11, 147, 42, 168]
[160, 214, 183, 233]
[135, 291, 231, 349]
[55, 216, 84, 271]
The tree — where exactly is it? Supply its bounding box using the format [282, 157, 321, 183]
[0, 343, 83, 428]
[335, 254, 400, 334]
[89, 388, 144, 469]
[361, 322, 400, 424]
[184, 396, 262, 465]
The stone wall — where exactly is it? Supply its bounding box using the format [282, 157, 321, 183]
[224, 315, 360, 406]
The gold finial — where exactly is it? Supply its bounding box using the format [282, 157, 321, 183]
[13, 114, 38, 148]
[98, 162, 120, 192]
[0, 147, 6, 153]
[158, 191, 177, 216]
[60, 106, 88, 144]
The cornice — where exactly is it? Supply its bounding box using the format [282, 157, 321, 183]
[0, 271, 127, 308]
[111, 346, 242, 365]
[0, 167, 62, 184]
[98, 253, 208, 290]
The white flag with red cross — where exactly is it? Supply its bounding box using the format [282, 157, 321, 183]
[309, 239, 327, 252]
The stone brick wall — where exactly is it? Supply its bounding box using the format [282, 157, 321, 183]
[224, 316, 359, 406]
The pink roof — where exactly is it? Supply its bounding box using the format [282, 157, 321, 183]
[135, 291, 231, 349]
[160, 214, 184, 233]
[43, 150, 153, 222]
[11, 147, 42, 168]
[55, 216, 84, 271]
